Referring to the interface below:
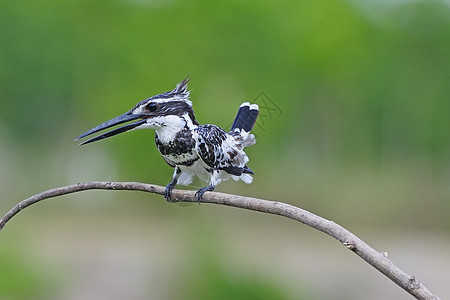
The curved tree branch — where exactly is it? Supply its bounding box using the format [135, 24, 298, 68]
[0, 181, 440, 300]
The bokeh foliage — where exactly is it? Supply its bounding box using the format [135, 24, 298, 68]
[1, 0, 448, 161]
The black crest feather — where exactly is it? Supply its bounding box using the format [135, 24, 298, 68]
[167, 78, 190, 99]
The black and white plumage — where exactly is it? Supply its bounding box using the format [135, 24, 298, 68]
[75, 79, 259, 201]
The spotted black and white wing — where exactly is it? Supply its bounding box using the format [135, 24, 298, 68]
[194, 125, 252, 177]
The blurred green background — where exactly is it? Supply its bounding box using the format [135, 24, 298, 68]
[1, 0, 449, 299]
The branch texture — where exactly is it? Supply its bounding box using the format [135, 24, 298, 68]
[0, 181, 440, 300]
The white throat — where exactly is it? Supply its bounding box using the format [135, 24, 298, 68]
[149, 113, 197, 144]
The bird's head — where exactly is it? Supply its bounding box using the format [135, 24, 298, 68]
[75, 78, 198, 145]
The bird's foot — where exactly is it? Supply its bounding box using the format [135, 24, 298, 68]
[164, 182, 176, 202]
[195, 185, 215, 203]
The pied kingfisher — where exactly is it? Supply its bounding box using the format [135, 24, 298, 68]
[75, 79, 259, 201]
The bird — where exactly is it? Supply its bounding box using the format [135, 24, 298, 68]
[75, 78, 259, 202]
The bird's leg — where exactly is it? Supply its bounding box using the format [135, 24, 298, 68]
[195, 185, 215, 202]
[165, 167, 181, 202]
[195, 169, 220, 202]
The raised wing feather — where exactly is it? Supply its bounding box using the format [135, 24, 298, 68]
[194, 125, 248, 176]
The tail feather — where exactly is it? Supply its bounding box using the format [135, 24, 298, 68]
[230, 102, 259, 133]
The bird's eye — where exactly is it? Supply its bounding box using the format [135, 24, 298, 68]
[146, 103, 157, 112]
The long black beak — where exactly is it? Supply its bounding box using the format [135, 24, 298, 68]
[75, 112, 147, 145]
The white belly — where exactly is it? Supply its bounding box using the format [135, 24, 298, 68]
[178, 159, 211, 183]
